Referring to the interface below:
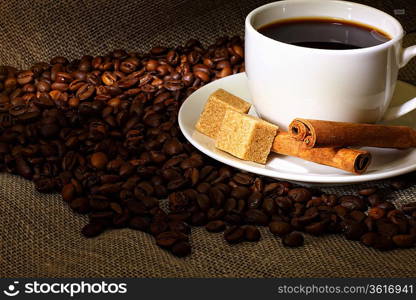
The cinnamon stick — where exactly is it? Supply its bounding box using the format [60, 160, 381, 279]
[272, 132, 371, 174]
[289, 118, 416, 149]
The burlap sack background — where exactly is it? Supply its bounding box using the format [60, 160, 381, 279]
[1, 0, 416, 277]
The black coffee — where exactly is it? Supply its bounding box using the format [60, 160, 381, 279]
[258, 17, 391, 50]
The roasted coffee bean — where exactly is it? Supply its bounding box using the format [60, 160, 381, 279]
[318, 205, 332, 215]
[339, 195, 366, 211]
[387, 209, 406, 222]
[392, 234, 416, 248]
[306, 198, 323, 208]
[231, 186, 250, 199]
[167, 177, 188, 190]
[89, 210, 113, 222]
[190, 211, 207, 226]
[168, 212, 191, 223]
[245, 209, 268, 225]
[95, 183, 121, 194]
[207, 208, 225, 220]
[375, 201, 395, 212]
[186, 168, 199, 186]
[199, 165, 214, 181]
[139, 196, 157, 209]
[76, 83, 95, 100]
[129, 216, 151, 232]
[171, 241, 191, 257]
[182, 189, 198, 202]
[390, 178, 410, 190]
[224, 212, 243, 225]
[180, 157, 203, 169]
[89, 196, 110, 211]
[288, 188, 311, 203]
[15, 157, 32, 179]
[224, 197, 237, 212]
[333, 205, 348, 217]
[163, 138, 183, 156]
[327, 215, 343, 233]
[373, 236, 395, 250]
[304, 206, 318, 216]
[367, 192, 383, 206]
[368, 207, 385, 220]
[168, 220, 190, 234]
[358, 187, 378, 196]
[360, 232, 379, 247]
[90, 152, 108, 170]
[387, 210, 408, 233]
[209, 187, 225, 208]
[295, 211, 319, 226]
[321, 194, 338, 207]
[251, 177, 263, 193]
[275, 182, 292, 195]
[156, 231, 188, 248]
[377, 219, 399, 237]
[232, 173, 253, 185]
[70, 197, 90, 214]
[269, 221, 292, 236]
[263, 182, 279, 194]
[349, 210, 366, 223]
[150, 221, 169, 236]
[205, 170, 219, 184]
[305, 221, 327, 236]
[61, 183, 75, 202]
[275, 196, 292, 210]
[112, 209, 130, 227]
[282, 232, 304, 247]
[211, 167, 231, 184]
[247, 191, 262, 209]
[126, 200, 146, 215]
[214, 183, 230, 195]
[40, 123, 60, 138]
[244, 225, 261, 241]
[81, 222, 105, 238]
[169, 191, 190, 212]
[205, 220, 226, 232]
[196, 193, 210, 211]
[110, 201, 123, 214]
[297, 203, 314, 216]
[262, 197, 276, 215]
[224, 226, 245, 244]
[364, 217, 376, 232]
[343, 222, 366, 240]
[161, 168, 181, 181]
[196, 182, 210, 194]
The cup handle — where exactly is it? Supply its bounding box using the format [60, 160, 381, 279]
[382, 45, 416, 121]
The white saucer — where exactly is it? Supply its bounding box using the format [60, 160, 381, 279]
[178, 73, 416, 185]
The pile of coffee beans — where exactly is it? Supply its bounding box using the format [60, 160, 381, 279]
[0, 36, 415, 257]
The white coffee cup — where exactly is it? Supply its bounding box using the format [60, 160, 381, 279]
[245, 0, 416, 129]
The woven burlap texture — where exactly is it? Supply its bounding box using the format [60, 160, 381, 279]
[1, 0, 416, 277]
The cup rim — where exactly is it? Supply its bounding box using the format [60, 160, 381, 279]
[245, 0, 404, 54]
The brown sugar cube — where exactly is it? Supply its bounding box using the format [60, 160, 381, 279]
[195, 88, 251, 138]
[215, 110, 278, 164]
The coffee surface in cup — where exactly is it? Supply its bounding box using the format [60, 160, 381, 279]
[258, 17, 391, 50]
